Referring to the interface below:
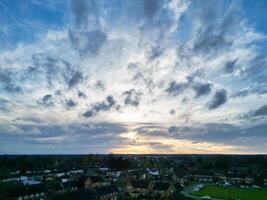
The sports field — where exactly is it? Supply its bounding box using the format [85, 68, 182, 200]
[192, 185, 267, 200]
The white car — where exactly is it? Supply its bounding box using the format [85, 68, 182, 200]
[201, 196, 211, 200]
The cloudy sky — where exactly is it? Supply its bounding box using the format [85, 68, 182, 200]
[1, 0, 267, 154]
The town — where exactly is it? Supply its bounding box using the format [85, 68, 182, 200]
[0, 155, 267, 200]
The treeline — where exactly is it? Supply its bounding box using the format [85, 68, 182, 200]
[0, 154, 133, 174]
[1, 154, 267, 176]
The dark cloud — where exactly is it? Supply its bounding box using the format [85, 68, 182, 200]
[223, 59, 238, 73]
[192, 82, 212, 98]
[66, 99, 76, 109]
[232, 85, 267, 99]
[123, 89, 142, 106]
[31, 54, 76, 87]
[70, 0, 103, 54]
[165, 81, 188, 96]
[189, 0, 241, 55]
[69, 29, 107, 56]
[169, 109, 175, 115]
[232, 88, 250, 98]
[31, 54, 59, 86]
[24, 66, 38, 79]
[208, 89, 228, 109]
[78, 91, 86, 98]
[193, 31, 232, 54]
[127, 63, 138, 71]
[71, 0, 88, 28]
[37, 95, 54, 107]
[239, 55, 267, 86]
[137, 122, 267, 146]
[70, 0, 100, 28]
[147, 45, 163, 60]
[0, 98, 14, 112]
[166, 77, 213, 98]
[143, 0, 159, 18]
[0, 69, 22, 93]
[254, 104, 267, 117]
[0, 122, 127, 152]
[170, 123, 237, 142]
[83, 95, 116, 118]
[68, 71, 83, 88]
[69, 0, 107, 59]
[148, 142, 173, 150]
[239, 104, 267, 121]
[94, 80, 105, 91]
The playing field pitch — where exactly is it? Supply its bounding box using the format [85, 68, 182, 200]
[192, 185, 267, 200]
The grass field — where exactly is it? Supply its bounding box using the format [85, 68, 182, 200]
[192, 185, 267, 200]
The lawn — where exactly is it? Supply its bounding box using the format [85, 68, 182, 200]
[192, 185, 267, 200]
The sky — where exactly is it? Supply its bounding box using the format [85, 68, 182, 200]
[0, 0, 267, 154]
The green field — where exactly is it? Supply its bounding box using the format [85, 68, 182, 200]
[192, 185, 267, 200]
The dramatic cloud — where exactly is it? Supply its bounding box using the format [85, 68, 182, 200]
[68, 71, 83, 88]
[147, 46, 163, 60]
[0, 0, 267, 154]
[37, 95, 54, 107]
[66, 99, 76, 109]
[208, 89, 228, 109]
[192, 82, 212, 98]
[165, 81, 188, 96]
[0, 122, 128, 154]
[71, 0, 88, 28]
[83, 95, 116, 118]
[0, 69, 21, 92]
[254, 104, 267, 117]
[242, 104, 267, 120]
[223, 59, 238, 73]
[136, 122, 267, 149]
[169, 109, 175, 115]
[69, 29, 107, 55]
[123, 89, 142, 106]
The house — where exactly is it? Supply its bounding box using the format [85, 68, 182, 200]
[96, 184, 119, 200]
[132, 179, 152, 193]
[193, 174, 213, 182]
[67, 169, 84, 175]
[128, 170, 147, 180]
[153, 181, 174, 197]
[53, 170, 66, 178]
[62, 180, 78, 192]
[51, 189, 95, 200]
[0, 174, 22, 183]
[60, 175, 72, 183]
[126, 179, 152, 194]
[150, 174, 161, 181]
[147, 168, 160, 176]
[22, 179, 41, 185]
[5, 183, 47, 200]
[224, 174, 254, 185]
[84, 176, 103, 188]
[112, 171, 122, 182]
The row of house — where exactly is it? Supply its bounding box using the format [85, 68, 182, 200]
[190, 173, 255, 185]
[1, 166, 187, 200]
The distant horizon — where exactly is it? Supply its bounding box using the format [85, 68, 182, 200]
[1, 153, 267, 156]
[1, 0, 267, 154]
